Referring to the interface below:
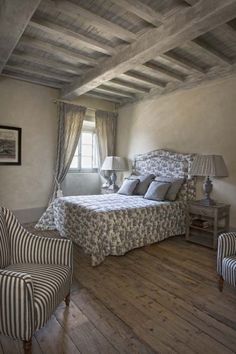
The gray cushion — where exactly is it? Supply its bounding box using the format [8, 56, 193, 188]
[144, 181, 171, 201]
[155, 176, 184, 201]
[129, 174, 155, 195]
[117, 179, 139, 195]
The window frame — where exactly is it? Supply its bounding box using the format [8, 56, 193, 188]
[69, 125, 98, 173]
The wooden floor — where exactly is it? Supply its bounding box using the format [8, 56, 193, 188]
[1, 234, 236, 354]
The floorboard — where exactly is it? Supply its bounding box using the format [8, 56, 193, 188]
[1, 231, 236, 354]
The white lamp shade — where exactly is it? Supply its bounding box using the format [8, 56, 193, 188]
[101, 156, 128, 171]
[190, 155, 228, 177]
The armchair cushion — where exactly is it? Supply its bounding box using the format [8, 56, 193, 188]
[222, 256, 236, 288]
[217, 232, 236, 275]
[6, 263, 71, 331]
[0, 211, 10, 268]
[0, 269, 34, 341]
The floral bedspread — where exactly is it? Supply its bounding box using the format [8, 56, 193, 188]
[36, 194, 187, 266]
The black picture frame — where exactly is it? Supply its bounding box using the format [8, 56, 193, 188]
[0, 125, 22, 165]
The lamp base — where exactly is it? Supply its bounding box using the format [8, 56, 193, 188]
[108, 171, 119, 191]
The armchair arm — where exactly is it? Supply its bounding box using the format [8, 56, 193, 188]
[3, 207, 73, 268]
[217, 232, 236, 275]
[0, 269, 34, 341]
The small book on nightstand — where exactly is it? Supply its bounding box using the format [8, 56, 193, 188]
[191, 218, 209, 229]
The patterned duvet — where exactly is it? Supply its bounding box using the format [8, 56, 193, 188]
[36, 194, 187, 266]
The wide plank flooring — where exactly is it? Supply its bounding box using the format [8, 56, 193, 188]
[1, 230, 236, 354]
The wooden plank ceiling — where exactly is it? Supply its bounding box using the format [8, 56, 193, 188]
[1, 0, 236, 106]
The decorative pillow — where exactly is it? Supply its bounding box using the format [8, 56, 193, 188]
[144, 181, 171, 201]
[155, 176, 184, 201]
[0, 210, 10, 268]
[129, 174, 155, 195]
[117, 179, 139, 196]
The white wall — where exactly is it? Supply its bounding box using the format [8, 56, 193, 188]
[0, 77, 58, 221]
[0, 77, 116, 221]
[116, 76, 236, 227]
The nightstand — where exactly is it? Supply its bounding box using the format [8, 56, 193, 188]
[101, 187, 118, 194]
[186, 201, 230, 249]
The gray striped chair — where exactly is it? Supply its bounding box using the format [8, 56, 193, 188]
[217, 232, 236, 291]
[0, 207, 73, 354]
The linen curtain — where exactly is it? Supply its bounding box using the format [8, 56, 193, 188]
[95, 110, 117, 176]
[49, 102, 86, 203]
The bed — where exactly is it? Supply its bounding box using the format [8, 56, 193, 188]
[36, 149, 196, 266]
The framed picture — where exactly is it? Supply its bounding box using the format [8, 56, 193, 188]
[0, 125, 22, 165]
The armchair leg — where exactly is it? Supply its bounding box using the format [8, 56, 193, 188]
[23, 339, 32, 354]
[219, 276, 224, 292]
[65, 292, 70, 306]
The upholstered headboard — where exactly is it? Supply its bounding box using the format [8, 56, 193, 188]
[133, 149, 196, 201]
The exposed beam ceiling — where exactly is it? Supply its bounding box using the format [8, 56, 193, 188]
[29, 18, 115, 55]
[123, 71, 166, 88]
[108, 78, 150, 93]
[5, 64, 71, 83]
[20, 36, 97, 66]
[109, 0, 163, 26]
[45, 0, 136, 43]
[1, 0, 236, 106]
[1, 72, 62, 89]
[191, 38, 232, 65]
[62, 0, 236, 99]
[160, 52, 206, 74]
[11, 52, 83, 75]
[0, 0, 41, 73]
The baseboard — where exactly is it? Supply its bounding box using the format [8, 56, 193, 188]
[13, 207, 46, 224]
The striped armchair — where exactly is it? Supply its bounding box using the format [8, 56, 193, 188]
[0, 207, 73, 354]
[217, 232, 236, 291]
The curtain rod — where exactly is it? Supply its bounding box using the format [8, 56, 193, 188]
[52, 98, 96, 112]
[52, 98, 117, 113]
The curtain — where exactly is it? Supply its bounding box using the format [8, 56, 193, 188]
[49, 102, 86, 203]
[95, 110, 117, 177]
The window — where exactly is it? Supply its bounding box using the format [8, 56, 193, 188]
[70, 122, 98, 172]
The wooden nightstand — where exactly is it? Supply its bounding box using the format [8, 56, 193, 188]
[186, 201, 230, 249]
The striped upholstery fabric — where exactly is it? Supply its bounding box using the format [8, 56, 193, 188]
[0, 207, 73, 342]
[6, 263, 71, 331]
[222, 256, 236, 287]
[0, 210, 10, 268]
[0, 269, 34, 340]
[2, 207, 72, 267]
[217, 232, 236, 288]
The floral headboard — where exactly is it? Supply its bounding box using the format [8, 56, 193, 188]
[133, 149, 196, 201]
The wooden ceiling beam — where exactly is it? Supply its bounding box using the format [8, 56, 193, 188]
[62, 0, 236, 99]
[11, 52, 83, 75]
[0, 0, 41, 73]
[160, 52, 206, 74]
[109, 0, 163, 26]
[219, 23, 236, 41]
[20, 36, 97, 66]
[95, 85, 135, 98]
[109, 78, 150, 93]
[29, 19, 115, 55]
[84, 92, 122, 104]
[143, 62, 186, 82]
[4, 64, 71, 83]
[1, 72, 62, 89]
[191, 38, 233, 65]
[123, 71, 166, 88]
[45, 0, 136, 43]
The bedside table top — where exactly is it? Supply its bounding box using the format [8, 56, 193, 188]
[189, 200, 230, 209]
